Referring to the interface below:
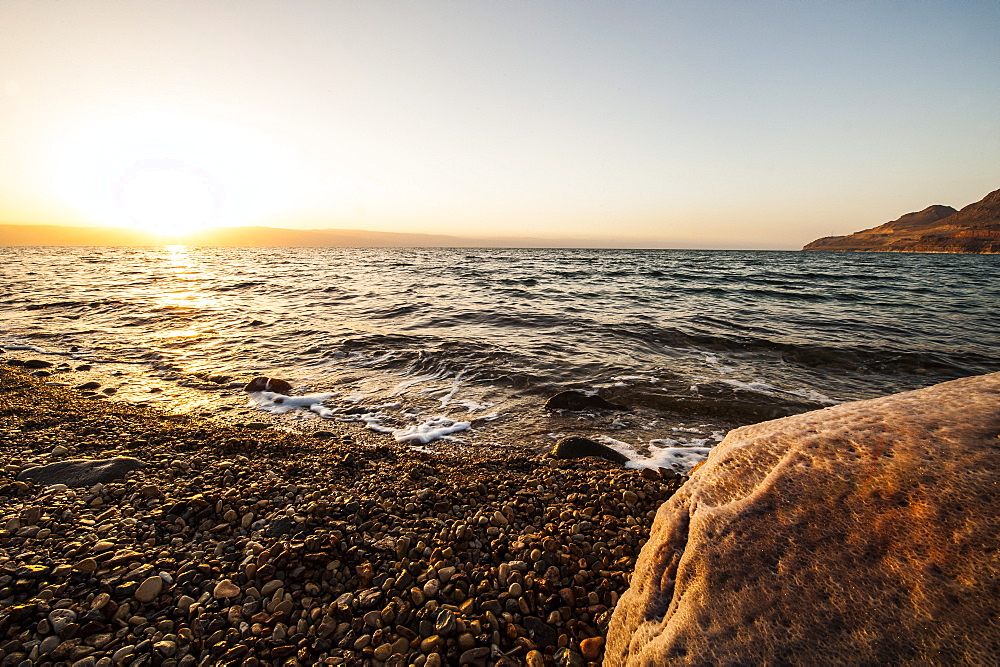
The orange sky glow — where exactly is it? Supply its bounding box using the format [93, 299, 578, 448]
[1, 1, 997, 248]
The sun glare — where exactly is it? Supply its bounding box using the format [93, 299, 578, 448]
[50, 111, 314, 235]
[118, 161, 221, 234]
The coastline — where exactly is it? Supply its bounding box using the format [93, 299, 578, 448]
[0, 366, 682, 666]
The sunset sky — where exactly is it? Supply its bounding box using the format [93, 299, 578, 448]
[1, 1, 997, 248]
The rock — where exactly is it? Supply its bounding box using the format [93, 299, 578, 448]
[39, 634, 61, 656]
[24, 358, 54, 369]
[139, 484, 161, 499]
[549, 436, 628, 464]
[263, 517, 294, 538]
[243, 376, 293, 394]
[48, 608, 77, 634]
[373, 643, 393, 661]
[17, 458, 143, 487]
[606, 372, 1000, 665]
[78, 381, 101, 390]
[20, 505, 43, 525]
[525, 650, 544, 667]
[544, 390, 625, 412]
[154, 639, 177, 657]
[459, 647, 490, 664]
[134, 576, 163, 603]
[580, 636, 604, 660]
[52, 445, 69, 456]
[434, 609, 456, 636]
[523, 616, 557, 648]
[260, 579, 284, 596]
[213, 579, 240, 599]
[74, 558, 97, 573]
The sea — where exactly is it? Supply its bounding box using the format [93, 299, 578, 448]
[2, 245, 998, 471]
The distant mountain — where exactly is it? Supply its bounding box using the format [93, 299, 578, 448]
[804, 188, 1000, 253]
[0, 223, 601, 248]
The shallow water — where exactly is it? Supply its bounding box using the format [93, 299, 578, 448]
[3, 245, 998, 467]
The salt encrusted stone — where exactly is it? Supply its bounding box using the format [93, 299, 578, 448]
[606, 372, 1000, 665]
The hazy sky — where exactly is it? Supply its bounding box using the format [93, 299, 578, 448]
[1, 1, 997, 248]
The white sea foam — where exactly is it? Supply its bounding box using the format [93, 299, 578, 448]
[392, 416, 471, 444]
[721, 379, 840, 405]
[335, 410, 395, 434]
[360, 415, 394, 434]
[249, 391, 336, 415]
[438, 371, 466, 407]
[455, 399, 492, 412]
[3, 343, 47, 353]
[309, 404, 337, 419]
[596, 435, 713, 474]
[390, 371, 447, 397]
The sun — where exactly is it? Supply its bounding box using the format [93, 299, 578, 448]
[50, 110, 316, 235]
[116, 159, 222, 234]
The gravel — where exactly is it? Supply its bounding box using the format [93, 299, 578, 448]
[0, 366, 683, 666]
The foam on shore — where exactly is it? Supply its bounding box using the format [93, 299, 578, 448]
[249, 391, 336, 415]
[596, 435, 713, 474]
[392, 416, 471, 444]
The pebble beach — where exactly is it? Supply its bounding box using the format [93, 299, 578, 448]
[0, 364, 682, 666]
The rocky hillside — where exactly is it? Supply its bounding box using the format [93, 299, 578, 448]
[804, 188, 1000, 253]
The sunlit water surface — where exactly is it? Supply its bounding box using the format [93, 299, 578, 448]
[2, 246, 998, 465]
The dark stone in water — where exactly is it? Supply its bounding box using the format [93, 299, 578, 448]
[17, 458, 144, 487]
[544, 390, 626, 412]
[6, 359, 25, 366]
[550, 436, 629, 464]
[78, 381, 101, 390]
[244, 376, 293, 394]
[23, 359, 54, 369]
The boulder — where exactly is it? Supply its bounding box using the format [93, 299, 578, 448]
[606, 372, 1000, 665]
[544, 390, 625, 412]
[243, 376, 293, 394]
[17, 457, 144, 487]
[549, 436, 629, 464]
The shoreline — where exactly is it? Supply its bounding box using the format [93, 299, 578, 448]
[0, 366, 682, 666]
[0, 346, 744, 470]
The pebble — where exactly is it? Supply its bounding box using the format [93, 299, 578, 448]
[134, 575, 163, 602]
[580, 636, 605, 660]
[0, 364, 687, 667]
[460, 647, 490, 664]
[48, 608, 77, 634]
[212, 579, 241, 599]
[260, 579, 283, 596]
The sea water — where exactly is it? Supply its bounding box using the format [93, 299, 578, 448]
[2, 245, 998, 470]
